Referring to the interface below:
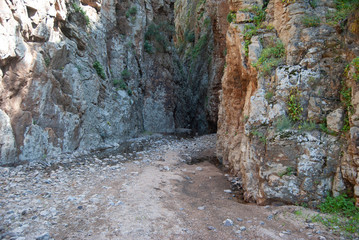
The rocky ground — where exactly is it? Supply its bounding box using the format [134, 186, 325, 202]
[0, 134, 356, 240]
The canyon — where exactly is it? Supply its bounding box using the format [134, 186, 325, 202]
[0, 0, 359, 234]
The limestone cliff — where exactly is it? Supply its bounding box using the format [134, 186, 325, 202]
[217, 0, 359, 206]
[0, 0, 222, 164]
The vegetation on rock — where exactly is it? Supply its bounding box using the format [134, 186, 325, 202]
[326, 0, 359, 28]
[252, 39, 285, 76]
[72, 3, 90, 25]
[302, 15, 321, 27]
[287, 87, 303, 122]
[93, 61, 106, 79]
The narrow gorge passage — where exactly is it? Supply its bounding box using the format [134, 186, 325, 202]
[0, 135, 342, 240]
[1, 0, 359, 239]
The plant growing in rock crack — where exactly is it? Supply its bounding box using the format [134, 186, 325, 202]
[251, 130, 267, 143]
[113, 79, 127, 90]
[309, 0, 318, 8]
[242, 5, 266, 56]
[278, 166, 294, 177]
[184, 30, 195, 43]
[121, 69, 131, 80]
[302, 14, 321, 27]
[299, 120, 317, 131]
[227, 12, 236, 23]
[348, 57, 359, 82]
[126, 6, 137, 22]
[287, 87, 303, 122]
[191, 34, 208, 59]
[93, 61, 106, 79]
[252, 39, 285, 76]
[72, 3, 90, 26]
[275, 116, 292, 132]
[144, 40, 154, 53]
[265, 91, 274, 102]
[340, 83, 353, 132]
[145, 22, 174, 52]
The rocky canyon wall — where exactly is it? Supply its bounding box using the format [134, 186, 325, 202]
[0, 0, 224, 165]
[217, 0, 359, 206]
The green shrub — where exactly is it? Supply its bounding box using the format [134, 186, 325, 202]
[275, 116, 292, 132]
[251, 5, 266, 26]
[191, 34, 208, 59]
[302, 15, 321, 27]
[278, 167, 294, 177]
[227, 12, 236, 23]
[121, 69, 131, 80]
[287, 87, 303, 122]
[265, 91, 274, 102]
[145, 22, 173, 51]
[309, 0, 318, 8]
[252, 39, 285, 76]
[300, 121, 317, 131]
[126, 6, 137, 18]
[312, 194, 359, 234]
[251, 130, 267, 143]
[349, 57, 359, 82]
[113, 79, 127, 90]
[184, 30, 195, 43]
[144, 40, 154, 53]
[340, 84, 353, 131]
[93, 61, 106, 79]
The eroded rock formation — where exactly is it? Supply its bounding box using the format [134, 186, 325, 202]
[0, 0, 224, 164]
[217, 0, 359, 206]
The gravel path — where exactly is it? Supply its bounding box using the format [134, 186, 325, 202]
[0, 134, 352, 239]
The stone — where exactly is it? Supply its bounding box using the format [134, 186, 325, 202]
[237, 218, 243, 222]
[239, 226, 246, 231]
[197, 206, 205, 210]
[224, 189, 232, 193]
[326, 108, 344, 132]
[223, 219, 234, 226]
[207, 226, 216, 231]
[36, 233, 51, 240]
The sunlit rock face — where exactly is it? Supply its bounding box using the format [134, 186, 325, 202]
[217, 0, 359, 206]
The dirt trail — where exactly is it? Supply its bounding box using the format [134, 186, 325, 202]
[0, 134, 346, 239]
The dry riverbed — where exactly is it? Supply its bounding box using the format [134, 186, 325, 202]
[0, 134, 354, 239]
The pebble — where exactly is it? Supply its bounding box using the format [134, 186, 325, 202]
[237, 218, 243, 222]
[207, 226, 216, 231]
[198, 206, 205, 210]
[267, 215, 273, 220]
[239, 226, 246, 231]
[306, 223, 315, 229]
[223, 219, 234, 226]
[319, 236, 326, 240]
[224, 189, 232, 193]
[195, 167, 203, 171]
[259, 221, 265, 226]
[36, 233, 51, 240]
